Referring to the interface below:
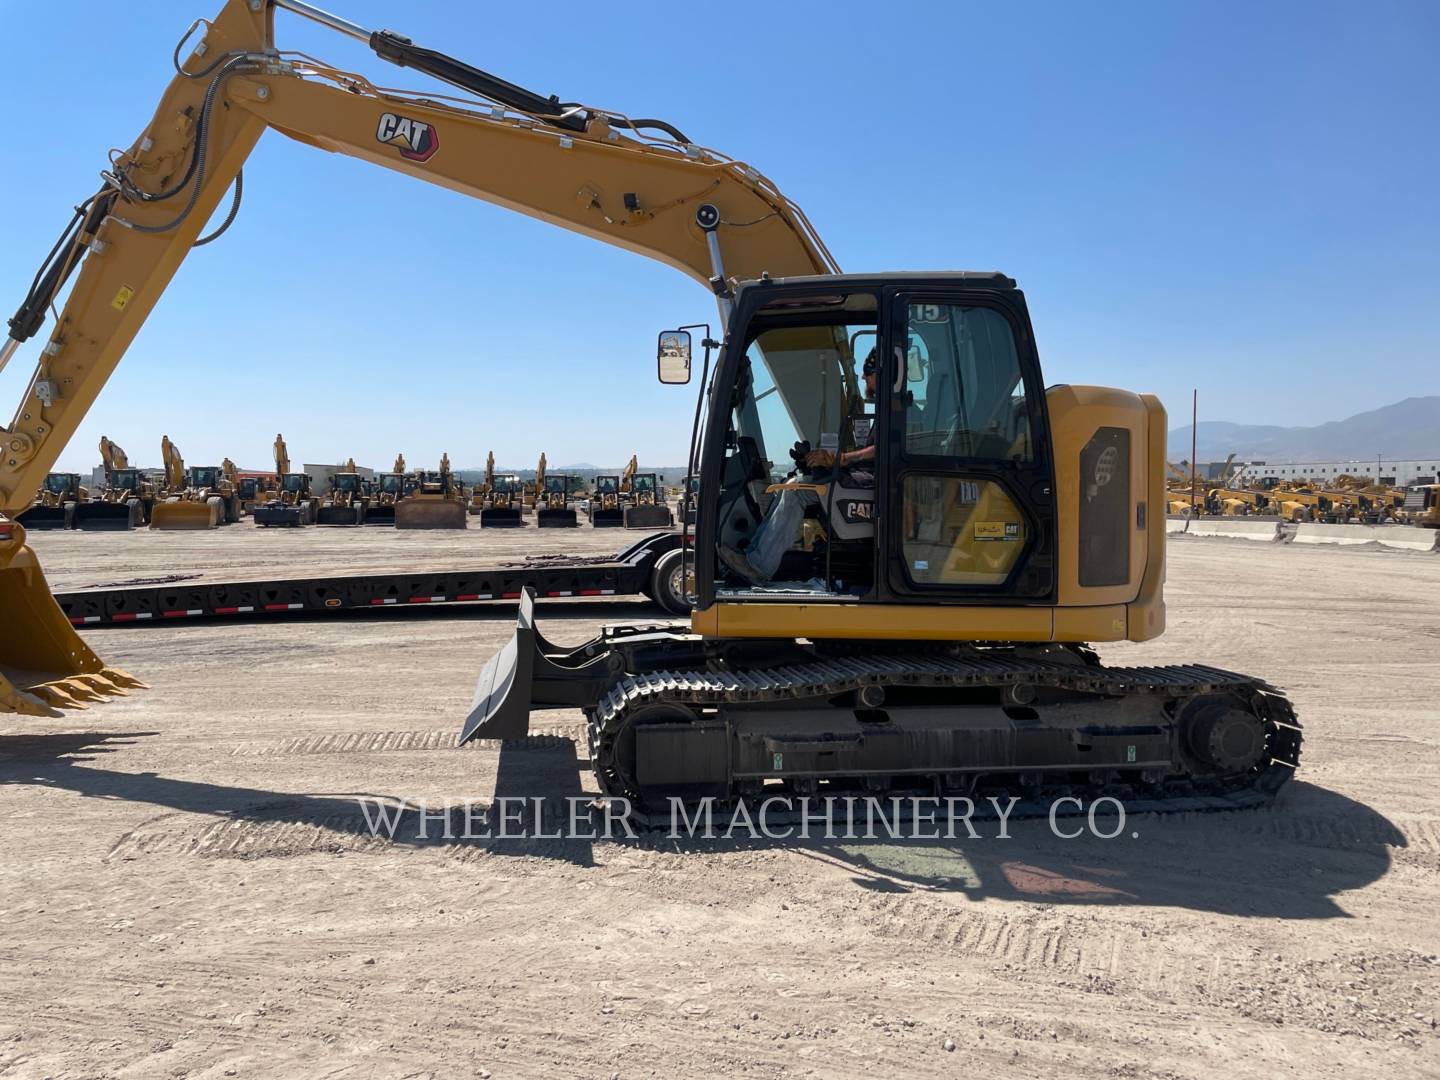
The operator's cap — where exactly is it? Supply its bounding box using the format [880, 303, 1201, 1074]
[862, 348, 878, 375]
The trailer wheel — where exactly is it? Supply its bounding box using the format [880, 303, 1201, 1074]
[650, 548, 691, 615]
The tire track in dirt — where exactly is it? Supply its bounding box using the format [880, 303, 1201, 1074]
[228, 730, 579, 755]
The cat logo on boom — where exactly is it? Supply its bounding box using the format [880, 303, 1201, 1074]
[376, 112, 439, 162]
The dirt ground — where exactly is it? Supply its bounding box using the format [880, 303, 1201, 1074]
[3, 526, 1438, 1079]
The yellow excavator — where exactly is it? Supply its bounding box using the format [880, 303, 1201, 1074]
[150, 435, 238, 529]
[0, 0, 1299, 813]
[77, 435, 150, 529]
[395, 452, 468, 529]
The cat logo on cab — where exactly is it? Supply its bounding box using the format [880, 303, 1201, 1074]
[376, 112, 439, 162]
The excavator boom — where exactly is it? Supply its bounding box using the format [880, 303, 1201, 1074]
[0, 0, 827, 714]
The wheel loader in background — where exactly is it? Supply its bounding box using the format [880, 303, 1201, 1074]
[0, 0, 1299, 815]
[17, 473, 86, 530]
[589, 473, 624, 527]
[536, 473, 578, 528]
[252, 433, 318, 526]
[150, 436, 239, 529]
[362, 468, 409, 526]
[624, 471, 674, 529]
[395, 453, 468, 529]
[316, 466, 367, 525]
[75, 435, 149, 529]
[478, 454, 524, 528]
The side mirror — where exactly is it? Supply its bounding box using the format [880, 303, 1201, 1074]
[657, 330, 692, 384]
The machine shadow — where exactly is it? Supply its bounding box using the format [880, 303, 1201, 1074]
[720, 781, 1401, 919]
[0, 729, 594, 866]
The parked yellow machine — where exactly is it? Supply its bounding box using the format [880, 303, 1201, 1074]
[395, 452, 467, 529]
[0, 0, 1299, 815]
[150, 436, 238, 529]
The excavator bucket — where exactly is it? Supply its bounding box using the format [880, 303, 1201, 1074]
[394, 499, 468, 529]
[150, 498, 223, 530]
[0, 524, 145, 717]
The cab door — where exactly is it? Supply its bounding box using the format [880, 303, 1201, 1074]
[879, 288, 1057, 603]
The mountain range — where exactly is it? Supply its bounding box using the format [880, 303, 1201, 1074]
[1168, 396, 1440, 463]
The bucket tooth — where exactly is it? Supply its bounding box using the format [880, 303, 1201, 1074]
[73, 673, 129, 696]
[0, 677, 63, 717]
[31, 683, 89, 709]
[101, 666, 148, 690]
[58, 678, 104, 703]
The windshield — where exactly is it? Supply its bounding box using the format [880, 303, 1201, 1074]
[545, 476, 566, 493]
[634, 475, 656, 493]
[44, 474, 71, 494]
[282, 474, 306, 493]
[733, 319, 872, 482]
[335, 474, 359, 491]
[596, 477, 617, 493]
[191, 467, 218, 488]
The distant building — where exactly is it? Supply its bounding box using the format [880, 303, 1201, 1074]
[1231, 458, 1440, 487]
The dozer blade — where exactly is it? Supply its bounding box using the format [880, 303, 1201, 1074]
[461, 588, 615, 743]
[395, 500, 468, 530]
[150, 499, 222, 530]
[0, 524, 143, 717]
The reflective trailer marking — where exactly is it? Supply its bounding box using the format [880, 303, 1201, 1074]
[406, 595, 445, 604]
[162, 609, 204, 618]
[264, 603, 304, 612]
[214, 606, 255, 615]
[69, 616, 103, 625]
[370, 598, 398, 605]
[112, 612, 153, 621]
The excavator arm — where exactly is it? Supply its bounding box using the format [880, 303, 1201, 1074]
[0, 0, 835, 716]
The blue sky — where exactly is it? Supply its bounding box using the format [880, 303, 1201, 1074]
[2, 0, 1436, 472]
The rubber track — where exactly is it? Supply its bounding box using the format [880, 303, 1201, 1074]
[588, 654, 1303, 814]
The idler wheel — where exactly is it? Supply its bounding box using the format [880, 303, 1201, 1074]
[1186, 701, 1266, 772]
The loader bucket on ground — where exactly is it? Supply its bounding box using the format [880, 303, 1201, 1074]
[536, 508, 579, 528]
[16, 505, 75, 530]
[590, 507, 624, 527]
[395, 500, 468, 529]
[361, 505, 396, 526]
[252, 502, 310, 527]
[315, 505, 364, 526]
[623, 505, 673, 529]
[74, 500, 143, 531]
[0, 525, 145, 717]
[479, 507, 523, 528]
[150, 498, 223, 530]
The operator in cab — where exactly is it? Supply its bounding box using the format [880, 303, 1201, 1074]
[719, 349, 878, 582]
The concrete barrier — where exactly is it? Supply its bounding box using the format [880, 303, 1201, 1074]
[1184, 518, 1283, 542]
[1292, 523, 1440, 552]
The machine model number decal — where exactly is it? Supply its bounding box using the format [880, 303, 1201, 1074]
[376, 112, 439, 162]
[974, 521, 1021, 541]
